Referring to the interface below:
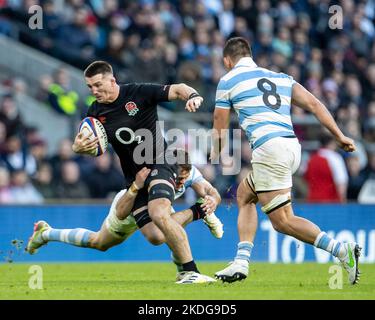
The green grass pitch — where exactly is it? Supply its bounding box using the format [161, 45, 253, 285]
[1, 262, 374, 300]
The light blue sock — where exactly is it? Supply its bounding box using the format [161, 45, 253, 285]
[234, 241, 253, 263]
[42, 228, 94, 248]
[314, 232, 345, 258]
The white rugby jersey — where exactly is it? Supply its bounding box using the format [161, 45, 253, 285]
[174, 165, 205, 200]
[215, 57, 296, 150]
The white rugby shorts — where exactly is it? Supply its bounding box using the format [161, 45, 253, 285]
[104, 189, 178, 239]
[251, 136, 301, 192]
[104, 189, 139, 239]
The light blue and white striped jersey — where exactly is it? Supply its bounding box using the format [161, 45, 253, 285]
[215, 57, 296, 150]
[174, 165, 205, 200]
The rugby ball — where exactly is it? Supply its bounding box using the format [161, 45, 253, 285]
[78, 117, 108, 156]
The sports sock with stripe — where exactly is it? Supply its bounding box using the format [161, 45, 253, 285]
[234, 241, 253, 264]
[314, 232, 346, 259]
[42, 228, 94, 248]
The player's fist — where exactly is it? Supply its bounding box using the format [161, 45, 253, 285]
[336, 135, 356, 152]
[135, 167, 151, 189]
[185, 96, 203, 112]
[72, 132, 99, 154]
[209, 150, 219, 162]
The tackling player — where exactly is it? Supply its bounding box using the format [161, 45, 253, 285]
[211, 37, 361, 285]
[27, 153, 223, 283]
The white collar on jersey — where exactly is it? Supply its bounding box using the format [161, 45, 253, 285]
[234, 57, 257, 69]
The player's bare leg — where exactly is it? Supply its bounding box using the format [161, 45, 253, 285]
[138, 222, 165, 245]
[139, 203, 223, 244]
[237, 178, 258, 244]
[146, 180, 216, 283]
[138, 208, 193, 246]
[88, 222, 125, 251]
[148, 197, 193, 264]
[216, 176, 258, 283]
[258, 188, 361, 284]
[148, 196, 216, 283]
[146, 179, 193, 263]
[137, 206, 221, 279]
[172, 209, 193, 227]
[258, 188, 320, 244]
[141, 206, 220, 252]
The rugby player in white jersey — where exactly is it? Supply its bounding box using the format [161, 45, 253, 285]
[212, 37, 361, 285]
[27, 149, 223, 283]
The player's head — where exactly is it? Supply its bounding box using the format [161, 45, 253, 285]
[223, 37, 252, 71]
[173, 148, 192, 189]
[84, 61, 117, 103]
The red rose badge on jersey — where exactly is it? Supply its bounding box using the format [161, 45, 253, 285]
[125, 101, 139, 116]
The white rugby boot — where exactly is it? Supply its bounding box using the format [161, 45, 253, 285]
[338, 242, 361, 285]
[215, 260, 248, 283]
[203, 212, 224, 239]
[176, 271, 217, 284]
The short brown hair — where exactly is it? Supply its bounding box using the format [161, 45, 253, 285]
[173, 148, 192, 172]
[84, 61, 113, 78]
[223, 37, 252, 60]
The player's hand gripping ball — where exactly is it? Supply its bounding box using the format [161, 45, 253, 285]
[78, 117, 108, 156]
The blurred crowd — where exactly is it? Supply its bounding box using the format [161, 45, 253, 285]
[0, 96, 125, 204]
[1, 0, 375, 203]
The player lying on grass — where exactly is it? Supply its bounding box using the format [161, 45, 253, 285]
[27, 156, 223, 283]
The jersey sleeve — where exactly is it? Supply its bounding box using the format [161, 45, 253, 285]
[139, 84, 171, 104]
[281, 72, 296, 88]
[215, 78, 231, 109]
[288, 74, 296, 87]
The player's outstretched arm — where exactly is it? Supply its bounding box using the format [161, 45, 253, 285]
[192, 180, 222, 215]
[168, 83, 203, 112]
[115, 167, 151, 220]
[210, 107, 231, 161]
[291, 83, 356, 152]
[72, 132, 99, 155]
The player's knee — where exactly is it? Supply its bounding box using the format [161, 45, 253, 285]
[90, 234, 109, 251]
[96, 243, 110, 252]
[149, 197, 170, 210]
[237, 178, 257, 206]
[151, 213, 169, 230]
[145, 234, 165, 246]
[148, 199, 170, 222]
[237, 190, 248, 206]
[141, 222, 166, 245]
[237, 193, 256, 207]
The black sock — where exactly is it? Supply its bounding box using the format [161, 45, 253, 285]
[190, 201, 207, 221]
[182, 260, 199, 273]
